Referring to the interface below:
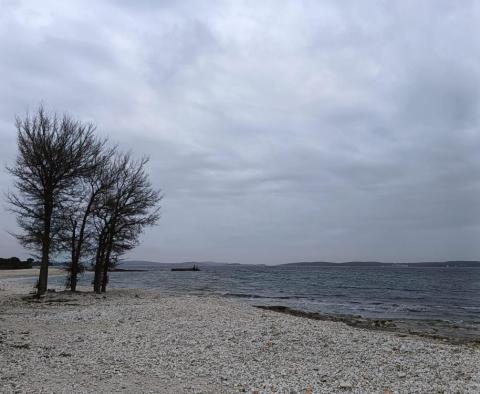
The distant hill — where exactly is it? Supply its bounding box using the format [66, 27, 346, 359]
[119, 260, 238, 270]
[120, 260, 480, 269]
[281, 261, 480, 268]
[282, 261, 336, 267]
[407, 261, 480, 268]
[283, 261, 393, 267]
[182, 261, 241, 267]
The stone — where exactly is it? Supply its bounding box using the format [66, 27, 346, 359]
[339, 381, 353, 389]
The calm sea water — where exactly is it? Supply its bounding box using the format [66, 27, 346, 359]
[40, 263, 480, 325]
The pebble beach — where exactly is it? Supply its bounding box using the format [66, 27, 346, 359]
[1, 277, 479, 394]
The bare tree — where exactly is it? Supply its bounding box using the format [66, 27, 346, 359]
[92, 153, 161, 293]
[60, 147, 115, 292]
[6, 106, 105, 296]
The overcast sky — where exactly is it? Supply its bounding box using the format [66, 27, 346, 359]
[1, 1, 480, 264]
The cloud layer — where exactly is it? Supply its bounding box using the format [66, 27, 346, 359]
[1, 0, 480, 263]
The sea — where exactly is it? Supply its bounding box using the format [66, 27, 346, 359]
[16, 262, 480, 340]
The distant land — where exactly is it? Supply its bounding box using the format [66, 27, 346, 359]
[123, 260, 239, 266]
[281, 261, 480, 268]
[119, 261, 245, 269]
[120, 260, 480, 268]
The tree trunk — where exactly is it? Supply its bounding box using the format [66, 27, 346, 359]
[101, 237, 113, 293]
[38, 201, 52, 296]
[99, 217, 117, 293]
[38, 248, 49, 296]
[101, 250, 110, 293]
[96, 202, 119, 294]
[70, 224, 77, 292]
[71, 194, 95, 292]
[93, 249, 103, 294]
[93, 233, 106, 294]
[101, 260, 108, 293]
[70, 262, 77, 292]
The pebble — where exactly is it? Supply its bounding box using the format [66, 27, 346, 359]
[338, 381, 353, 389]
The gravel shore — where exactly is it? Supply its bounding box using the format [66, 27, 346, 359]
[0, 268, 65, 279]
[0, 283, 479, 393]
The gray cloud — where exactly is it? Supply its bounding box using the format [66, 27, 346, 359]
[1, 0, 480, 264]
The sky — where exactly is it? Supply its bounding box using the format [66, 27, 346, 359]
[1, 0, 480, 264]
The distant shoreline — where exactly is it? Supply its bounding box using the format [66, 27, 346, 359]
[119, 259, 480, 268]
[281, 261, 480, 268]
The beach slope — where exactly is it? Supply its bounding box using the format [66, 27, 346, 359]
[0, 287, 479, 393]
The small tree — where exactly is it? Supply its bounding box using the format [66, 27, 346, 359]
[92, 153, 161, 293]
[6, 106, 104, 295]
[60, 147, 115, 291]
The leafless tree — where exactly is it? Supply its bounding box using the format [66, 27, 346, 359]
[6, 106, 105, 296]
[92, 153, 162, 293]
[59, 147, 116, 291]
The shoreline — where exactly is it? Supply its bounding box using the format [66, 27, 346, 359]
[0, 267, 65, 279]
[255, 305, 480, 346]
[2, 270, 479, 345]
[0, 281, 480, 394]
[1, 286, 479, 392]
